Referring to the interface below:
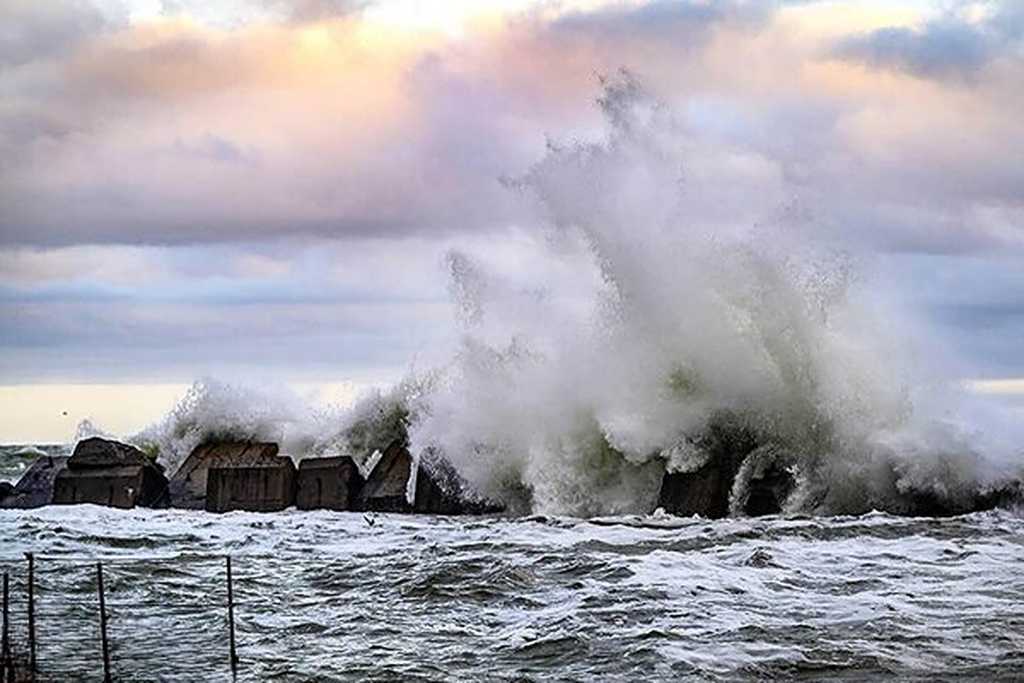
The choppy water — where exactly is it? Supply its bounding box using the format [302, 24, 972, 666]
[0, 445, 67, 484]
[2, 501, 1023, 682]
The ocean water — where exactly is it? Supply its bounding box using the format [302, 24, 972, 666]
[2, 486, 1023, 680]
[0, 444, 67, 484]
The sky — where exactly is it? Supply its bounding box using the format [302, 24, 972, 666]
[1, 0, 1022, 442]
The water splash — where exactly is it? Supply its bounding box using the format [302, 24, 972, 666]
[122, 73, 1023, 517]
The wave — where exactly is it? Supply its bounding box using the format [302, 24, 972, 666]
[80, 72, 1022, 518]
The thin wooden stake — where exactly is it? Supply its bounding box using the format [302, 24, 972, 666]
[2, 572, 11, 683]
[226, 556, 238, 678]
[96, 562, 112, 683]
[26, 553, 35, 683]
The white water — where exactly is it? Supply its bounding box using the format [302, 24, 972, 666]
[73, 74, 1022, 518]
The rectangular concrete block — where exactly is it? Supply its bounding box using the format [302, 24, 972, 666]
[205, 459, 296, 513]
[296, 456, 363, 511]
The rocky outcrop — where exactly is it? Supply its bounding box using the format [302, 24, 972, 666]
[205, 457, 297, 513]
[296, 456, 363, 511]
[168, 442, 282, 509]
[53, 437, 168, 509]
[1, 456, 69, 509]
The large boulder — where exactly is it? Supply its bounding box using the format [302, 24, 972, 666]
[205, 457, 297, 513]
[168, 442, 281, 509]
[296, 456, 363, 511]
[1, 456, 69, 509]
[53, 438, 167, 509]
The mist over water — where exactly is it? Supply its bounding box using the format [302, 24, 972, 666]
[58, 74, 1024, 520]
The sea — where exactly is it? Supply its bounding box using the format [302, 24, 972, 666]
[2, 446, 1023, 682]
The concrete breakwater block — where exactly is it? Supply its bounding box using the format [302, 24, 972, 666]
[357, 441, 497, 515]
[205, 457, 297, 513]
[169, 442, 282, 509]
[53, 437, 168, 509]
[296, 456, 363, 511]
[0, 455, 68, 509]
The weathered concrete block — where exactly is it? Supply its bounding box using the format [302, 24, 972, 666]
[357, 441, 495, 515]
[0, 456, 68, 509]
[168, 442, 281, 509]
[296, 456, 363, 511]
[67, 437, 149, 469]
[358, 441, 414, 512]
[205, 458, 297, 513]
[53, 464, 168, 509]
[52, 437, 168, 509]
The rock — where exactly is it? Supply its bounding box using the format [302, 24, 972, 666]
[742, 464, 795, 516]
[296, 456, 363, 511]
[53, 438, 167, 509]
[656, 416, 757, 519]
[728, 445, 796, 517]
[67, 437, 151, 469]
[902, 479, 1023, 517]
[1, 456, 69, 509]
[168, 442, 282, 509]
[205, 457, 297, 513]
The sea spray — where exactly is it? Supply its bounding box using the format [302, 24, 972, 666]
[116, 73, 1024, 517]
[408, 72, 1024, 515]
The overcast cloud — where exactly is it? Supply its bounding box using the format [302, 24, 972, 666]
[1, 0, 1023, 414]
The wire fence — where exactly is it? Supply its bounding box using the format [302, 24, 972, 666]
[0, 555, 244, 682]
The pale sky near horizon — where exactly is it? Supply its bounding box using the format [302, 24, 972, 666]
[2, 0, 1024, 442]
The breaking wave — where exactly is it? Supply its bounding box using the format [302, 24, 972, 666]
[108, 73, 1022, 518]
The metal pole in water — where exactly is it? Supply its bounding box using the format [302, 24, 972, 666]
[26, 553, 35, 683]
[226, 556, 238, 678]
[96, 562, 112, 683]
[2, 572, 11, 683]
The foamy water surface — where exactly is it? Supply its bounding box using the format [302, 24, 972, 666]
[1, 504, 1022, 681]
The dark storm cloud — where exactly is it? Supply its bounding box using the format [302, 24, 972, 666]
[832, 2, 1024, 80]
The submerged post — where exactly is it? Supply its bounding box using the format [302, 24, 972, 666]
[2, 572, 10, 683]
[96, 562, 112, 683]
[226, 556, 238, 678]
[26, 554, 35, 683]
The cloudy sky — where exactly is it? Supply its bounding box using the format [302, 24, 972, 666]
[1, 0, 1022, 442]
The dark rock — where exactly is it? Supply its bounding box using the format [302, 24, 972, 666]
[656, 416, 757, 519]
[743, 464, 795, 517]
[903, 479, 1023, 517]
[205, 457, 297, 513]
[296, 456, 363, 511]
[53, 438, 167, 509]
[168, 442, 281, 509]
[1, 456, 69, 509]
[68, 436, 151, 469]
